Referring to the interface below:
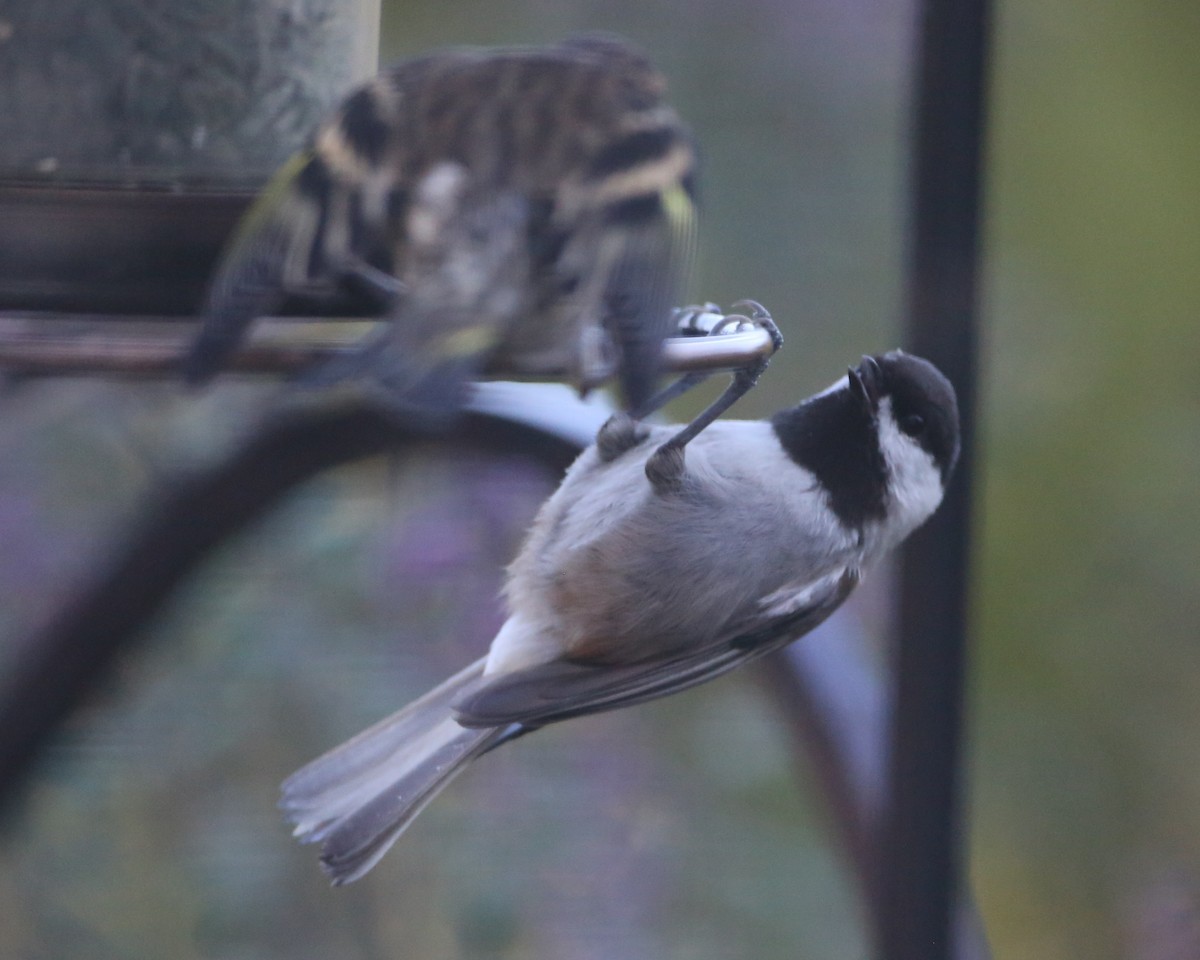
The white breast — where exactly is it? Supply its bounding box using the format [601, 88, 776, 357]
[491, 419, 864, 671]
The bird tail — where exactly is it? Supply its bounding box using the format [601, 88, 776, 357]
[589, 178, 698, 411]
[280, 656, 505, 884]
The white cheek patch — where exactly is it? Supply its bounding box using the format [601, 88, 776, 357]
[876, 397, 945, 540]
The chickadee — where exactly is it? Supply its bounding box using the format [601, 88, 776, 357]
[281, 351, 960, 883]
[182, 34, 697, 413]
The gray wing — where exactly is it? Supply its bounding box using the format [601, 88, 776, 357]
[183, 152, 336, 385]
[452, 568, 858, 728]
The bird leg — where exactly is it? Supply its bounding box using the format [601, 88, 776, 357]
[626, 303, 727, 418]
[644, 301, 783, 494]
[628, 369, 711, 420]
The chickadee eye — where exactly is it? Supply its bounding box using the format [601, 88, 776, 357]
[899, 413, 926, 436]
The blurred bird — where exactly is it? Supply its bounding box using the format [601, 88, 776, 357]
[182, 34, 698, 414]
[280, 351, 961, 883]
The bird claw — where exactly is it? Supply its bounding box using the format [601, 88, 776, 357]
[645, 441, 686, 494]
[670, 303, 726, 338]
[670, 300, 783, 358]
[727, 299, 783, 354]
[597, 413, 650, 462]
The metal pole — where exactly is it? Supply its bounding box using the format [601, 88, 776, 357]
[878, 0, 992, 954]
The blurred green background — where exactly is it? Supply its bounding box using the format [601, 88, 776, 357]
[1, 0, 1198, 957]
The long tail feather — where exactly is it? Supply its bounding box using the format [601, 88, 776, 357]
[317, 720, 505, 884]
[280, 657, 502, 884]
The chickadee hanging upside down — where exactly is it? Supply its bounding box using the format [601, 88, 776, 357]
[281, 351, 961, 883]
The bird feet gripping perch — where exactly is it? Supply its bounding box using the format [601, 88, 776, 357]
[642, 300, 783, 494]
[596, 413, 650, 463]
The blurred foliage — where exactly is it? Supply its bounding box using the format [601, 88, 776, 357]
[974, 0, 1200, 956]
[1, 0, 1198, 957]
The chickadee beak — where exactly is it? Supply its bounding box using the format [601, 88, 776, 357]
[848, 355, 883, 415]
